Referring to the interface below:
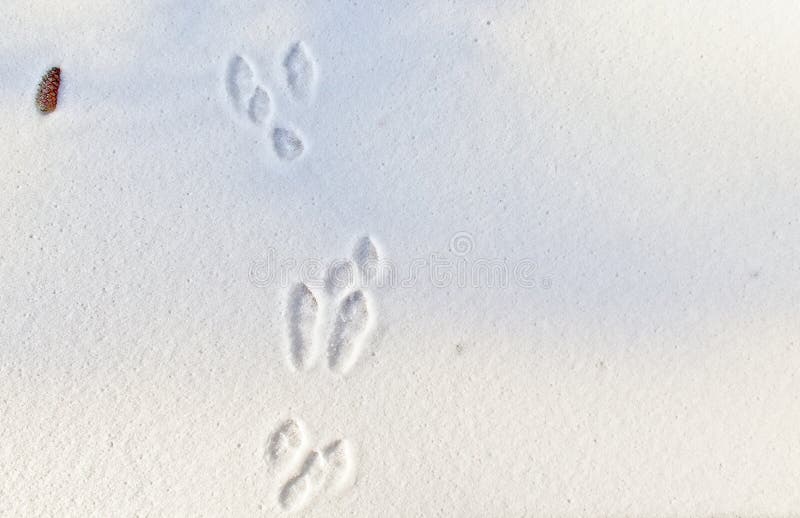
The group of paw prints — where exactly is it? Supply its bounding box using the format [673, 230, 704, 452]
[286, 236, 381, 375]
[266, 236, 382, 512]
[225, 41, 317, 162]
[265, 418, 355, 513]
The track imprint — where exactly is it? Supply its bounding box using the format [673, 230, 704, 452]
[226, 55, 255, 111]
[273, 127, 305, 161]
[283, 236, 383, 375]
[248, 86, 271, 124]
[284, 41, 317, 102]
[265, 418, 308, 476]
[223, 41, 317, 163]
[353, 236, 380, 283]
[265, 420, 356, 513]
[321, 440, 355, 492]
[225, 55, 272, 126]
[328, 290, 371, 374]
[286, 283, 319, 371]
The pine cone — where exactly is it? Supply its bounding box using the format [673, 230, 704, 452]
[36, 67, 61, 113]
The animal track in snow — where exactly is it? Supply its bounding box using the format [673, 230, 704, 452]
[265, 420, 356, 513]
[278, 449, 327, 511]
[223, 41, 317, 164]
[225, 55, 271, 125]
[283, 41, 317, 102]
[353, 236, 381, 284]
[272, 127, 305, 161]
[327, 290, 371, 374]
[265, 418, 308, 476]
[226, 55, 254, 110]
[283, 236, 383, 375]
[248, 86, 271, 124]
[321, 439, 356, 493]
[286, 283, 319, 371]
[276, 440, 356, 512]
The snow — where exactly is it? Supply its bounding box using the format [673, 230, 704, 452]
[2, 1, 799, 515]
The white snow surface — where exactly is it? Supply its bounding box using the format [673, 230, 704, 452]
[2, 1, 800, 516]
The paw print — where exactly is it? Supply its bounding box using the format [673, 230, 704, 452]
[224, 41, 317, 163]
[285, 236, 383, 375]
[225, 55, 271, 126]
[265, 418, 356, 512]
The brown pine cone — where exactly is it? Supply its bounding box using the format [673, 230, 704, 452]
[36, 67, 61, 113]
